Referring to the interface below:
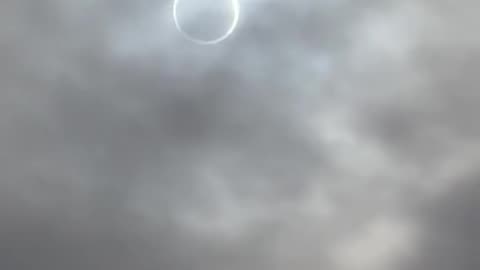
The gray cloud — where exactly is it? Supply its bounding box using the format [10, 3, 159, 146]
[0, 0, 478, 269]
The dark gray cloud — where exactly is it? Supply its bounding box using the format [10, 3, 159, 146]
[0, 0, 478, 269]
[401, 174, 480, 270]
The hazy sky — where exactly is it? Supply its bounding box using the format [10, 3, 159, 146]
[0, 0, 478, 269]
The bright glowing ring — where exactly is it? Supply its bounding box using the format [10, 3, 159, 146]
[173, 0, 240, 45]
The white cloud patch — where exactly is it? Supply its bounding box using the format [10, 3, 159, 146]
[330, 217, 416, 270]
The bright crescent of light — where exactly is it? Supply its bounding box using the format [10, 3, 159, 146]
[173, 0, 240, 45]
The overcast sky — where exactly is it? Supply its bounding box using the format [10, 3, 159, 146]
[0, 0, 478, 269]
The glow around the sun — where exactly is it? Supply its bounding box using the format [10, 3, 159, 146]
[173, 0, 240, 45]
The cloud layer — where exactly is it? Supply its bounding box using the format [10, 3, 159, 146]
[0, 0, 478, 269]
